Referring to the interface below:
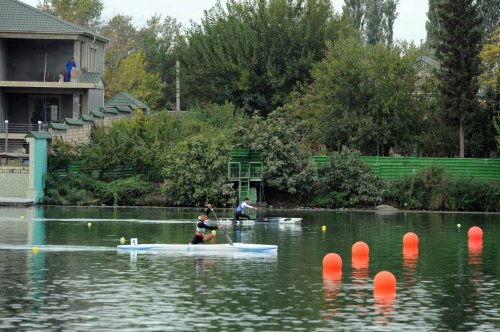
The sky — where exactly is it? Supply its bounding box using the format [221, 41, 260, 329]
[23, 0, 428, 44]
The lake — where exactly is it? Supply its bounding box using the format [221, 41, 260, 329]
[0, 206, 498, 331]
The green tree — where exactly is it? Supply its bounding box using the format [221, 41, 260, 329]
[426, 0, 443, 48]
[293, 39, 422, 155]
[105, 52, 166, 111]
[432, 0, 483, 158]
[137, 15, 181, 110]
[177, 0, 346, 116]
[38, 0, 103, 29]
[100, 15, 138, 71]
[234, 109, 317, 197]
[161, 135, 233, 206]
[342, 0, 366, 32]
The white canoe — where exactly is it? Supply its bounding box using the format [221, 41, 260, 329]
[117, 243, 278, 252]
[217, 217, 302, 225]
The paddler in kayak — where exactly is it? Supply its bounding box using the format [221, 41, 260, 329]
[235, 198, 257, 222]
[191, 204, 224, 244]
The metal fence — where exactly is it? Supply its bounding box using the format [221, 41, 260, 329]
[312, 156, 500, 182]
[0, 121, 48, 154]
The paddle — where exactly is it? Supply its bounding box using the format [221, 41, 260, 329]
[211, 208, 234, 246]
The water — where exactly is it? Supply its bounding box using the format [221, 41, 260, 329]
[0, 206, 499, 331]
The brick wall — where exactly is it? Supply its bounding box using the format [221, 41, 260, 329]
[0, 167, 29, 197]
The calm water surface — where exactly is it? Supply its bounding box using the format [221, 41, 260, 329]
[0, 206, 498, 331]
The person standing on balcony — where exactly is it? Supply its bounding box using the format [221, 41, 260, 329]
[235, 198, 257, 222]
[65, 57, 76, 82]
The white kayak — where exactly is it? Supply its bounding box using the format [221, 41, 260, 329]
[217, 217, 302, 225]
[117, 243, 278, 252]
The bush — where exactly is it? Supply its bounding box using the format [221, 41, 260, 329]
[391, 165, 500, 212]
[313, 148, 388, 208]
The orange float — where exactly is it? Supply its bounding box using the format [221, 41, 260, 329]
[352, 241, 370, 258]
[374, 271, 397, 294]
[322, 253, 342, 272]
[468, 226, 483, 241]
[403, 232, 419, 248]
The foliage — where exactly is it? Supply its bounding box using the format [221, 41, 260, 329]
[177, 0, 348, 116]
[391, 165, 500, 212]
[343, 0, 399, 46]
[432, 0, 483, 157]
[480, 26, 500, 90]
[38, 0, 103, 29]
[161, 135, 234, 206]
[233, 108, 318, 197]
[100, 14, 138, 71]
[313, 148, 388, 207]
[44, 174, 153, 206]
[47, 137, 79, 174]
[292, 39, 422, 155]
[137, 15, 181, 110]
[105, 52, 166, 111]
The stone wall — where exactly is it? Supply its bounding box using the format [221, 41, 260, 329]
[0, 167, 29, 197]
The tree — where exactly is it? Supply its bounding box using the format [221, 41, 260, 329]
[343, 0, 399, 46]
[100, 15, 138, 71]
[177, 0, 346, 116]
[136, 15, 181, 111]
[433, 0, 483, 158]
[477, 0, 500, 39]
[292, 39, 422, 156]
[161, 135, 234, 206]
[426, 0, 443, 48]
[105, 52, 166, 111]
[38, 0, 103, 29]
[480, 25, 500, 90]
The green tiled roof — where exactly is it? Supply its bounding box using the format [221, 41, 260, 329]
[78, 72, 103, 84]
[0, 0, 108, 41]
[105, 92, 148, 109]
[49, 122, 68, 130]
[91, 110, 105, 118]
[116, 105, 132, 113]
[64, 118, 84, 126]
[101, 106, 118, 114]
[25, 131, 52, 139]
[80, 114, 94, 122]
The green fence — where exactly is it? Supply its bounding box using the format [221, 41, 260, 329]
[313, 156, 500, 182]
[51, 161, 138, 179]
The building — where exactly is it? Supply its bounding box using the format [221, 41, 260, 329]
[0, 0, 108, 133]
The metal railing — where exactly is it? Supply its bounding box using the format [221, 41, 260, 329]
[1, 121, 46, 154]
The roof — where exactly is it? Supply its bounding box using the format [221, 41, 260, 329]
[78, 72, 103, 84]
[25, 131, 52, 139]
[0, 0, 108, 42]
[105, 92, 148, 109]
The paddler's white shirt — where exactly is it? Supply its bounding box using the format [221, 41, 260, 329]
[237, 201, 254, 212]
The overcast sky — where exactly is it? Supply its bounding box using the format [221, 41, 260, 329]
[23, 0, 428, 44]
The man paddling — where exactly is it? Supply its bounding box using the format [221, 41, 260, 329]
[235, 198, 257, 222]
[191, 204, 223, 245]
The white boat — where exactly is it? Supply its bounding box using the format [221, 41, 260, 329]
[117, 242, 278, 252]
[216, 217, 302, 225]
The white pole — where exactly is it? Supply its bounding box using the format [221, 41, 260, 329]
[43, 53, 47, 82]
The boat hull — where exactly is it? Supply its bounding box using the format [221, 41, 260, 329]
[217, 217, 302, 225]
[117, 243, 278, 252]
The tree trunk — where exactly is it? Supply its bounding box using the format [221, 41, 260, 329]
[459, 117, 465, 158]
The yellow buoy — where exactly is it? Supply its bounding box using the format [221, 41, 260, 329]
[20, 215, 25, 219]
[457, 224, 461, 228]
[32, 247, 39, 254]
[322, 225, 327, 231]
[120, 237, 126, 244]
[87, 222, 92, 229]
[212, 230, 217, 235]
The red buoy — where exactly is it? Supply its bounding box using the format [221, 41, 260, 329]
[374, 271, 396, 294]
[352, 241, 370, 258]
[403, 232, 419, 248]
[468, 226, 483, 241]
[322, 253, 342, 272]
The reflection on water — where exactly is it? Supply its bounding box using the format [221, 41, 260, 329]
[0, 207, 499, 330]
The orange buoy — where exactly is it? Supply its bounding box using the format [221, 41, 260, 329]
[403, 232, 419, 248]
[322, 253, 342, 272]
[468, 226, 483, 241]
[374, 271, 396, 294]
[352, 241, 370, 258]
